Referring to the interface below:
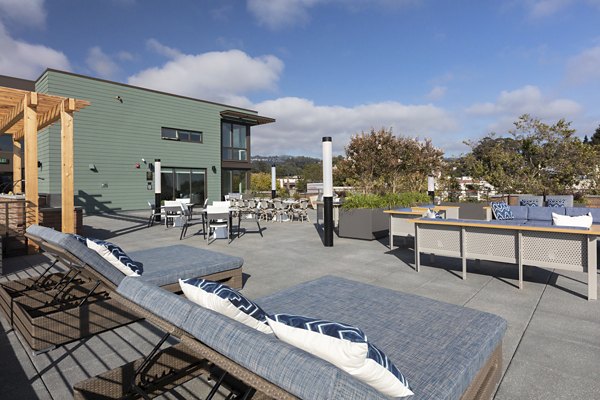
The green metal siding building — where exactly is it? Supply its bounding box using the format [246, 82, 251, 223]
[29, 69, 273, 214]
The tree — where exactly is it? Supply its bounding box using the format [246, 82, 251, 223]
[336, 128, 444, 194]
[460, 114, 600, 195]
[590, 124, 600, 146]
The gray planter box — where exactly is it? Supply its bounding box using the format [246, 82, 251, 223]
[338, 208, 388, 240]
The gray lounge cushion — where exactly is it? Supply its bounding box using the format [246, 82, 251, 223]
[256, 276, 506, 400]
[26, 225, 124, 286]
[487, 219, 527, 225]
[508, 206, 528, 220]
[565, 207, 600, 222]
[527, 206, 562, 222]
[117, 276, 507, 400]
[131, 245, 243, 287]
[117, 276, 385, 399]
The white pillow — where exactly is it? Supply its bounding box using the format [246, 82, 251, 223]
[86, 238, 142, 276]
[267, 314, 413, 398]
[179, 278, 273, 334]
[552, 212, 593, 229]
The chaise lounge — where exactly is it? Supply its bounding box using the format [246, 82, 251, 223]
[75, 275, 507, 400]
[0, 225, 243, 351]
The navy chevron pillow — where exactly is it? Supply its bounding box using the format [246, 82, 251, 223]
[179, 278, 273, 334]
[267, 314, 412, 398]
[491, 202, 514, 220]
[86, 238, 143, 276]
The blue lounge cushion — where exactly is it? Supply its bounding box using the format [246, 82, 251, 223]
[179, 278, 272, 334]
[256, 276, 507, 400]
[519, 199, 539, 207]
[131, 245, 243, 287]
[86, 238, 143, 276]
[508, 206, 528, 220]
[527, 206, 562, 222]
[267, 313, 413, 398]
[491, 202, 514, 220]
[546, 198, 566, 207]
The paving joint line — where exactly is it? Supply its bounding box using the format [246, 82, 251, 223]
[490, 269, 554, 399]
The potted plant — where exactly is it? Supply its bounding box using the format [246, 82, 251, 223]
[338, 192, 430, 240]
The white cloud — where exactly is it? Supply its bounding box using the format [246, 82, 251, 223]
[426, 86, 447, 101]
[529, 0, 573, 17]
[247, 0, 319, 30]
[566, 45, 600, 84]
[0, 22, 70, 78]
[146, 38, 183, 59]
[247, 0, 420, 30]
[117, 51, 134, 61]
[0, 0, 46, 27]
[85, 46, 119, 79]
[251, 97, 458, 156]
[465, 85, 583, 135]
[128, 45, 283, 106]
[0, 0, 70, 78]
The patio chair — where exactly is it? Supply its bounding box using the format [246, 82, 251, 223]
[206, 205, 231, 245]
[291, 200, 310, 223]
[146, 201, 163, 227]
[74, 275, 506, 400]
[0, 225, 243, 351]
[178, 201, 205, 240]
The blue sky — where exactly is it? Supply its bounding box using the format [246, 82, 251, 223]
[1, 0, 599, 157]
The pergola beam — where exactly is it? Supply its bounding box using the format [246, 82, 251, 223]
[61, 98, 75, 233]
[24, 94, 39, 252]
[0, 98, 24, 134]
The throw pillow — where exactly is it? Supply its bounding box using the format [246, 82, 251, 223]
[267, 314, 413, 398]
[179, 278, 273, 334]
[546, 198, 566, 208]
[425, 209, 443, 219]
[490, 202, 514, 220]
[86, 238, 143, 276]
[519, 199, 539, 207]
[552, 212, 593, 229]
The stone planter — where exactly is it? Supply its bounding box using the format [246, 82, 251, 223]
[338, 208, 388, 240]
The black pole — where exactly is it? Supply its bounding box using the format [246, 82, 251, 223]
[322, 137, 333, 247]
[428, 190, 435, 204]
[323, 196, 333, 246]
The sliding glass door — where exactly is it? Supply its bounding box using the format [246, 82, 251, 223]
[161, 168, 206, 204]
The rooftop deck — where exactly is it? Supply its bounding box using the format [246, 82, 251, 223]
[1, 209, 599, 399]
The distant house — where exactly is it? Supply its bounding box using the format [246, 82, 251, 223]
[0, 70, 275, 213]
[452, 176, 496, 201]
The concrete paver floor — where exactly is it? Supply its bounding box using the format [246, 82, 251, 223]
[1, 209, 598, 399]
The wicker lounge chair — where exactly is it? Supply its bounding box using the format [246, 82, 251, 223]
[74, 275, 507, 400]
[0, 225, 243, 352]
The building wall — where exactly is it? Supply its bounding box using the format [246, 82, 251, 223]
[35, 70, 254, 213]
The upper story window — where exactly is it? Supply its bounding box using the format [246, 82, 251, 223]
[161, 127, 202, 143]
[222, 122, 249, 161]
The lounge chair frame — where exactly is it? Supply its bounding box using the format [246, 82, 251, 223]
[74, 289, 503, 400]
[0, 232, 243, 352]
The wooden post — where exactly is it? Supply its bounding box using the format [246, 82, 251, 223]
[61, 98, 75, 233]
[24, 93, 38, 253]
[12, 138, 22, 193]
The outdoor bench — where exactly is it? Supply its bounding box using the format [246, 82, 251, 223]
[74, 275, 507, 400]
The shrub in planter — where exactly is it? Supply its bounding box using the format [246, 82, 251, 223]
[338, 192, 430, 240]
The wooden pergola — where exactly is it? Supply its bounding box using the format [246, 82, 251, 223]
[0, 86, 89, 235]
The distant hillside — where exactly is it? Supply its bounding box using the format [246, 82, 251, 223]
[252, 155, 320, 176]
